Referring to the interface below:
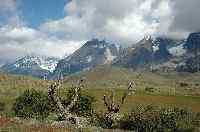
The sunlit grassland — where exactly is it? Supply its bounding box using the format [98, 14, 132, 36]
[0, 66, 200, 115]
[0, 67, 200, 131]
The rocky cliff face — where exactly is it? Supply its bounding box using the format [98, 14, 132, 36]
[113, 36, 154, 70]
[52, 39, 121, 77]
[177, 32, 200, 72]
[184, 32, 200, 53]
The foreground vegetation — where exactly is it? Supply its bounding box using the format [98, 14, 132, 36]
[1, 88, 200, 132]
[0, 67, 200, 131]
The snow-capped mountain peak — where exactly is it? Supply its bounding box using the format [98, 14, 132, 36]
[39, 58, 58, 72]
[13, 55, 58, 72]
[0, 55, 59, 78]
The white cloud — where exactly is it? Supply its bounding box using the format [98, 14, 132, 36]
[42, 0, 200, 44]
[0, 0, 17, 13]
[169, 0, 200, 33]
[40, 15, 91, 41]
[0, 25, 84, 64]
[41, 0, 176, 45]
[0, 0, 84, 65]
[64, 1, 78, 15]
[1, 0, 200, 64]
[0, 0, 24, 26]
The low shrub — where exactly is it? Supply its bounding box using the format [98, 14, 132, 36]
[0, 101, 5, 111]
[145, 87, 155, 93]
[12, 89, 53, 119]
[119, 106, 198, 132]
[90, 111, 123, 129]
[90, 112, 113, 129]
[90, 105, 199, 131]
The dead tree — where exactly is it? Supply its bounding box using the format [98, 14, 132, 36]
[103, 81, 136, 113]
[102, 81, 136, 127]
[48, 81, 66, 118]
[48, 77, 84, 123]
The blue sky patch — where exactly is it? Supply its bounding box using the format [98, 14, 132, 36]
[19, 0, 69, 28]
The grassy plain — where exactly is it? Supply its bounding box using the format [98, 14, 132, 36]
[0, 66, 200, 131]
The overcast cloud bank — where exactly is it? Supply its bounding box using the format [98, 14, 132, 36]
[0, 0, 199, 64]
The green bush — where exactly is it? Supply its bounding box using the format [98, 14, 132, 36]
[145, 87, 155, 93]
[0, 101, 5, 111]
[90, 105, 199, 131]
[119, 106, 198, 132]
[12, 89, 53, 119]
[62, 87, 95, 116]
[90, 112, 113, 129]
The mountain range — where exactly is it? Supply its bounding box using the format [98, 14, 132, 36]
[1, 32, 200, 79]
[0, 56, 58, 78]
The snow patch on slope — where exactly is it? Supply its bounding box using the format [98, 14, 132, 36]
[104, 48, 117, 63]
[115, 44, 121, 51]
[40, 61, 58, 72]
[169, 44, 186, 57]
[13, 56, 58, 72]
[152, 45, 159, 52]
[86, 56, 92, 63]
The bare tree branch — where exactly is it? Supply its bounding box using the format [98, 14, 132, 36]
[65, 79, 83, 112]
[103, 81, 136, 114]
[121, 81, 136, 105]
[48, 78, 84, 120]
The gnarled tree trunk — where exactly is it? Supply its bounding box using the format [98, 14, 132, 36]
[48, 79, 83, 124]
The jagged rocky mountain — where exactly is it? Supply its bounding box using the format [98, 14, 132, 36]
[153, 37, 186, 60]
[52, 39, 121, 77]
[150, 32, 200, 72]
[113, 36, 154, 70]
[53, 36, 187, 77]
[184, 32, 200, 53]
[0, 56, 59, 78]
[113, 36, 185, 70]
[176, 32, 200, 72]
[1, 32, 200, 78]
